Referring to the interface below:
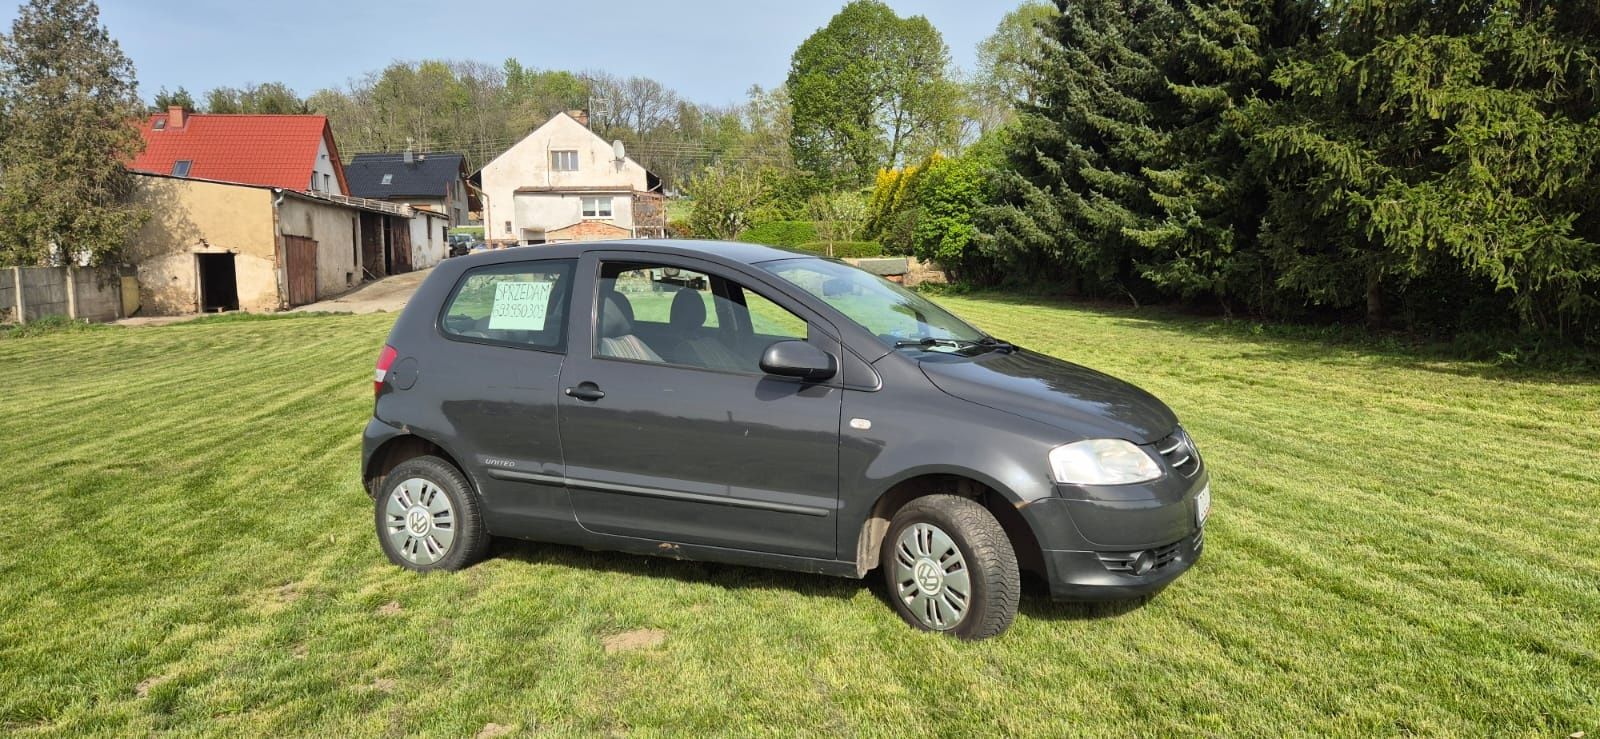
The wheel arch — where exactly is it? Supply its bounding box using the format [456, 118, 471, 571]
[852, 470, 1045, 579]
[364, 432, 473, 499]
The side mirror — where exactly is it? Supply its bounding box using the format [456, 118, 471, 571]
[759, 340, 837, 382]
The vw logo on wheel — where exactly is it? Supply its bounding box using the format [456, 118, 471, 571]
[914, 558, 943, 595]
[407, 507, 430, 536]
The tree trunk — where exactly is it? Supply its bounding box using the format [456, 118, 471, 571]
[1365, 267, 1384, 329]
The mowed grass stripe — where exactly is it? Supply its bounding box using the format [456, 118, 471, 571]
[2, 299, 1597, 735]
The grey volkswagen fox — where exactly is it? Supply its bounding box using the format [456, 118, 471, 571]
[363, 240, 1209, 639]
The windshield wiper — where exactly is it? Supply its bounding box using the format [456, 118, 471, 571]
[893, 336, 972, 349]
[978, 335, 1015, 352]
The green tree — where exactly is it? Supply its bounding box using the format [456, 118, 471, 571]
[912, 147, 1002, 282]
[503, 60, 588, 130]
[1250, 0, 1600, 333]
[150, 85, 194, 112]
[806, 190, 867, 255]
[786, 0, 959, 186]
[984, 0, 1312, 307]
[969, 1, 1057, 134]
[684, 165, 769, 240]
[983, 0, 1171, 292]
[0, 0, 146, 267]
[204, 81, 306, 114]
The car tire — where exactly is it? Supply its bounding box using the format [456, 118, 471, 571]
[375, 455, 488, 572]
[881, 494, 1020, 640]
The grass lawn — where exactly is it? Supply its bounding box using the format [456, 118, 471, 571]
[2, 297, 1597, 736]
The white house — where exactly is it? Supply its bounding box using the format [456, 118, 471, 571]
[476, 111, 664, 246]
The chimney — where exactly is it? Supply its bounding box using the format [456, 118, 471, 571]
[167, 105, 187, 130]
[568, 109, 589, 128]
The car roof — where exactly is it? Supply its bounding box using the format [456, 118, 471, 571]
[450, 239, 815, 269]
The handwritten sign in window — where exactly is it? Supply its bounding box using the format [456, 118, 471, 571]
[487, 281, 553, 331]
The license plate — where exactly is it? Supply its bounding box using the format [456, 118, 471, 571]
[1196, 485, 1211, 527]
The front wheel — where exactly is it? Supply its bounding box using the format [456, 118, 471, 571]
[375, 455, 488, 571]
[881, 495, 1020, 640]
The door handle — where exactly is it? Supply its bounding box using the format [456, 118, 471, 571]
[564, 383, 605, 401]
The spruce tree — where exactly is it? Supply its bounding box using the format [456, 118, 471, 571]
[1250, 0, 1600, 334]
[983, 0, 1170, 293]
[0, 0, 146, 267]
[983, 0, 1312, 307]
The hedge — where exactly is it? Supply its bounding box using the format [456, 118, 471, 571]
[735, 221, 818, 248]
[794, 241, 884, 259]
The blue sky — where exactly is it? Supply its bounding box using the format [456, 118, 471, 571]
[1, 1, 1017, 107]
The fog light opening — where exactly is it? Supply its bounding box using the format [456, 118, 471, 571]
[1130, 550, 1155, 576]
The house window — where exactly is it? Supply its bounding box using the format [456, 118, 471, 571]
[153, 119, 166, 131]
[504, 220, 512, 234]
[381, 174, 393, 185]
[550, 150, 579, 172]
[324, 173, 332, 192]
[309, 174, 318, 191]
[171, 160, 192, 178]
[581, 196, 613, 219]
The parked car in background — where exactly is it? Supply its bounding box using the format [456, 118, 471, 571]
[363, 240, 1210, 639]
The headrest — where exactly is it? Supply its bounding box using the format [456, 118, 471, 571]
[600, 293, 634, 338]
[669, 289, 706, 330]
[603, 287, 634, 322]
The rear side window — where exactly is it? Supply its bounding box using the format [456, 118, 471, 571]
[440, 259, 573, 351]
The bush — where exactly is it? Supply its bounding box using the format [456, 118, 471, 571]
[795, 241, 884, 259]
[736, 221, 818, 248]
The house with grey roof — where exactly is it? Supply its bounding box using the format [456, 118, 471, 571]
[344, 151, 476, 226]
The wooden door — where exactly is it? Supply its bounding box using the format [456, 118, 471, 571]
[284, 235, 318, 307]
[360, 213, 386, 278]
[389, 218, 413, 274]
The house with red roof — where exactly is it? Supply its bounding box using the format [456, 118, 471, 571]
[121, 107, 448, 316]
[129, 107, 348, 195]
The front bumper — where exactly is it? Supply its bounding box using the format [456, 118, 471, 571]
[1039, 528, 1203, 601]
[1019, 469, 1209, 601]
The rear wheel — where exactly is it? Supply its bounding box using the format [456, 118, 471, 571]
[881, 495, 1020, 640]
[375, 455, 488, 572]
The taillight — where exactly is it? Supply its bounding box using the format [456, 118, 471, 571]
[374, 344, 398, 398]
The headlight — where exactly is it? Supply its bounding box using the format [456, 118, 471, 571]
[1049, 439, 1163, 485]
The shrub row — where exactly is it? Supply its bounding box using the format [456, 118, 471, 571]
[735, 220, 818, 248]
[793, 241, 883, 259]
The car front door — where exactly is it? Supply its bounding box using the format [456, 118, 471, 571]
[556, 252, 842, 559]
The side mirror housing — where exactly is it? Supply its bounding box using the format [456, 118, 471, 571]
[759, 340, 837, 382]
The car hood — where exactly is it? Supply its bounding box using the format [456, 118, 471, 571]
[918, 349, 1178, 443]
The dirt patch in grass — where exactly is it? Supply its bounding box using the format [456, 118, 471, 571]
[134, 674, 171, 699]
[475, 722, 514, 738]
[603, 628, 666, 654]
[376, 600, 402, 616]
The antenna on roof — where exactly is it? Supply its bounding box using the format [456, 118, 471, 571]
[612, 140, 626, 162]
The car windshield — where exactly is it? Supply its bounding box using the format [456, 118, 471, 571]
[760, 258, 987, 351]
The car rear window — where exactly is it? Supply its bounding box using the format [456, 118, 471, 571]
[439, 259, 574, 352]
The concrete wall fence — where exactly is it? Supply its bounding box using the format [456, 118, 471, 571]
[0, 266, 129, 325]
